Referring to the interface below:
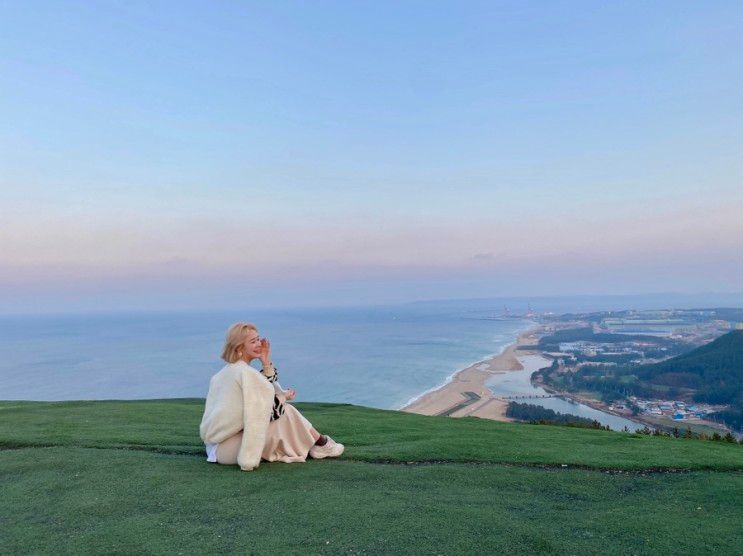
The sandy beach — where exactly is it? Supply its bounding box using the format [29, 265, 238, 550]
[402, 327, 543, 421]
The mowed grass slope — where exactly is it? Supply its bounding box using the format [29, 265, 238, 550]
[1, 400, 742, 554]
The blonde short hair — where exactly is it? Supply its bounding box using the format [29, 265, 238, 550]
[221, 322, 257, 363]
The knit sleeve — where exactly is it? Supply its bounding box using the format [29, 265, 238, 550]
[236, 368, 273, 471]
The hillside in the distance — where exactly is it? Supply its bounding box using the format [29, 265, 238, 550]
[637, 330, 743, 403]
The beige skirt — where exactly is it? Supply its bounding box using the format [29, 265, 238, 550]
[216, 403, 319, 465]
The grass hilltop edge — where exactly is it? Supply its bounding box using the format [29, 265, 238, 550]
[1, 399, 741, 554]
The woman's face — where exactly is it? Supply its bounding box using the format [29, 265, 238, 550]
[241, 329, 263, 361]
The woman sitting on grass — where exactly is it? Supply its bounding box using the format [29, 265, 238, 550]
[200, 322, 344, 470]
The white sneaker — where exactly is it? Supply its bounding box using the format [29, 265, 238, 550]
[309, 436, 344, 459]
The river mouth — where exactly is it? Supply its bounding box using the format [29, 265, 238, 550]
[486, 354, 643, 432]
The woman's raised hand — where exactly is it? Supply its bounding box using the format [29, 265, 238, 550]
[259, 338, 272, 367]
[285, 388, 296, 401]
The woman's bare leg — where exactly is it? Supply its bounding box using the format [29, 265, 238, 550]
[215, 432, 242, 465]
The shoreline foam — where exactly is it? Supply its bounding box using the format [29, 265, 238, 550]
[401, 326, 543, 421]
[396, 341, 513, 410]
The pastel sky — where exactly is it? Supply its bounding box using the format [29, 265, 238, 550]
[1, 1, 742, 312]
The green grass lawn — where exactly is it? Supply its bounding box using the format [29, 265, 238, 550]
[1, 400, 741, 554]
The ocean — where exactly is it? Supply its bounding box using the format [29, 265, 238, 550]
[0, 302, 533, 410]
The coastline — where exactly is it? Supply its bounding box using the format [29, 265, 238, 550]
[397, 340, 511, 410]
[401, 326, 543, 421]
[401, 326, 646, 430]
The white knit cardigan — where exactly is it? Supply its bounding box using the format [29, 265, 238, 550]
[199, 360, 275, 471]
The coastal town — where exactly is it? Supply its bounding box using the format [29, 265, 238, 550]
[405, 307, 742, 437]
[626, 397, 721, 423]
[530, 308, 743, 434]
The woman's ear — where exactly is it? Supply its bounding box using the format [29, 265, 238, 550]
[236, 339, 248, 358]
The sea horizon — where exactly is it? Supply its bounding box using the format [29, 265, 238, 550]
[5, 291, 743, 319]
[3, 292, 742, 432]
[0, 301, 534, 410]
[4, 293, 743, 408]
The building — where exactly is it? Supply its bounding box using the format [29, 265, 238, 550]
[559, 342, 585, 352]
